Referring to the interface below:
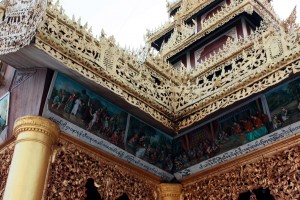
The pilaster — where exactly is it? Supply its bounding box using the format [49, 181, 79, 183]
[160, 183, 183, 200]
[3, 115, 60, 200]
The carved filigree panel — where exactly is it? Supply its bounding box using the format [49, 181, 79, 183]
[33, 0, 300, 132]
[45, 136, 159, 200]
[0, 0, 47, 54]
[0, 141, 14, 198]
[182, 139, 300, 200]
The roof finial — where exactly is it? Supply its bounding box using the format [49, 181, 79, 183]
[281, 5, 299, 32]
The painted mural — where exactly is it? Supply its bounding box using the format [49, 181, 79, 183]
[266, 77, 300, 131]
[125, 116, 173, 172]
[46, 73, 174, 174]
[45, 72, 300, 178]
[0, 92, 9, 135]
[48, 73, 128, 149]
[173, 100, 269, 172]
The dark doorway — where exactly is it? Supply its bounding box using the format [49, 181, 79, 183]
[238, 188, 275, 200]
[85, 178, 103, 200]
[116, 193, 130, 200]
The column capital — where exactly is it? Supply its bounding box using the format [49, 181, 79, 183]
[160, 183, 182, 200]
[13, 115, 60, 145]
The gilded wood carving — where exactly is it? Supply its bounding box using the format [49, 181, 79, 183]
[0, 141, 14, 198]
[35, 2, 300, 131]
[182, 142, 300, 200]
[45, 136, 159, 200]
[0, 0, 299, 132]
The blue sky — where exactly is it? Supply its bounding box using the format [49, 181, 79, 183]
[59, 0, 300, 48]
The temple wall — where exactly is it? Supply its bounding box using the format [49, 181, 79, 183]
[44, 133, 160, 200]
[182, 134, 300, 200]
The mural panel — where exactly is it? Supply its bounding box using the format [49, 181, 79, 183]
[0, 92, 9, 142]
[174, 99, 269, 173]
[266, 77, 300, 131]
[126, 116, 173, 172]
[43, 73, 173, 180]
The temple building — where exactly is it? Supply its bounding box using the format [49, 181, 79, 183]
[0, 0, 300, 199]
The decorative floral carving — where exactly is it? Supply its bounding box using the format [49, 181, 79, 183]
[34, 0, 300, 132]
[10, 69, 37, 90]
[182, 143, 300, 200]
[0, 142, 14, 198]
[45, 137, 159, 200]
[0, 0, 47, 54]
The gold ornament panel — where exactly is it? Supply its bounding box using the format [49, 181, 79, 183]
[0, 0, 46, 54]
[0, 140, 14, 198]
[45, 134, 160, 200]
[182, 135, 300, 200]
[0, 0, 297, 132]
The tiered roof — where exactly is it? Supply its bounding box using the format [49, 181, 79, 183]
[0, 0, 299, 133]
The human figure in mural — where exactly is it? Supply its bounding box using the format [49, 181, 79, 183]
[257, 111, 270, 131]
[280, 107, 288, 122]
[251, 115, 263, 129]
[232, 122, 242, 135]
[82, 100, 93, 127]
[57, 90, 67, 110]
[51, 89, 62, 108]
[87, 108, 102, 131]
[127, 131, 139, 153]
[51, 89, 66, 110]
[272, 115, 281, 129]
[80, 89, 90, 117]
[109, 130, 119, 146]
[71, 97, 82, 116]
[64, 91, 78, 114]
[84, 178, 102, 200]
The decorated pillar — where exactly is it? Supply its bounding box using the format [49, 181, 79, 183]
[3, 115, 60, 200]
[160, 183, 183, 200]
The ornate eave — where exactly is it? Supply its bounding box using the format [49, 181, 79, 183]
[0, 0, 300, 133]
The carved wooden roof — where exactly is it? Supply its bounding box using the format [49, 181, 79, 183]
[0, 0, 300, 133]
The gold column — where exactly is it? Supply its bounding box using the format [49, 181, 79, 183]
[160, 183, 182, 200]
[3, 115, 60, 200]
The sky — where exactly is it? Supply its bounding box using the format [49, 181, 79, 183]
[59, 0, 300, 48]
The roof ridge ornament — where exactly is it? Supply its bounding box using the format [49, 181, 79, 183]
[281, 5, 299, 33]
